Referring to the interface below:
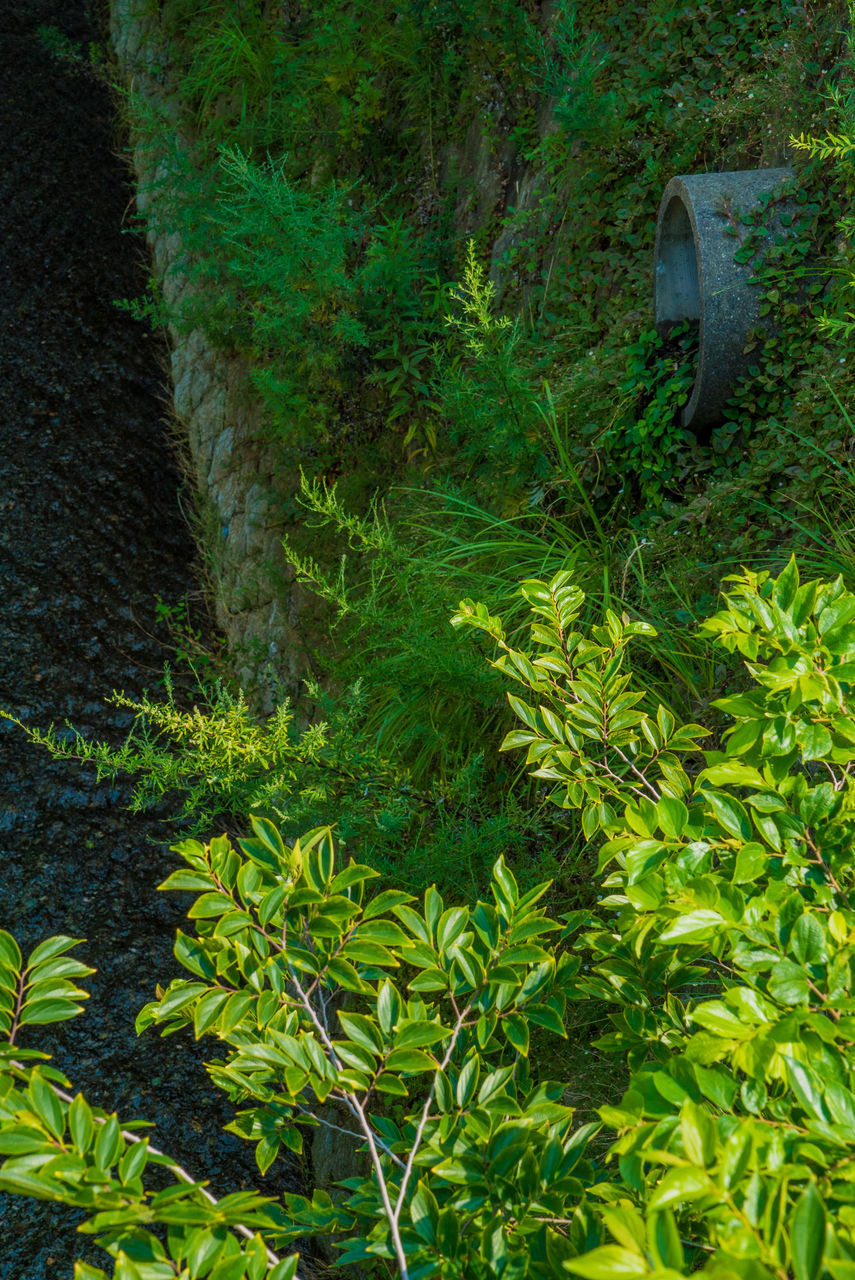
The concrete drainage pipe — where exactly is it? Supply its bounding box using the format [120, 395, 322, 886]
[654, 167, 794, 433]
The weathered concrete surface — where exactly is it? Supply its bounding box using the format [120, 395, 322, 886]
[109, 0, 305, 703]
[654, 167, 794, 431]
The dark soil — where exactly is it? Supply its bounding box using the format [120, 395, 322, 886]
[0, 3, 304, 1273]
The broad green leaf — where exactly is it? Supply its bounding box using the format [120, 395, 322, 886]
[437, 1206, 460, 1258]
[338, 1010, 383, 1055]
[658, 910, 724, 945]
[680, 1100, 715, 1165]
[701, 790, 752, 840]
[254, 1135, 280, 1176]
[0, 1130, 53, 1155]
[340, 940, 398, 967]
[656, 795, 688, 839]
[364, 889, 416, 920]
[691, 1002, 753, 1040]
[393, 904, 431, 944]
[376, 981, 400, 1036]
[258, 886, 287, 928]
[119, 1139, 148, 1184]
[452, 946, 485, 989]
[374, 1071, 408, 1095]
[185, 1227, 228, 1276]
[188, 893, 235, 919]
[733, 843, 769, 884]
[330, 861, 379, 893]
[395, 1020, 451, 1050]
[158, 870, 214, 893]
[786, 1058, 828, 1121]
[600, 1205, 646, 1252]
[268, 1258, 300, 1280]
[69, 1093, 94, 1154]
[647, 1166, 714, 1210]
[27, 956, 93, 984]
[503, 1012, 529, 1056]
[796, 721, 833, 761]
[721, 1123, 753, 1189]
[492, 857, 519, 909]
[193, 989, 231, 1038]
[325, 958, 370, 993]
[20, 998, 87, 1026]
[385, 1047, 435, 1072]
[173, 930, 217, 980]
[791, 913, 827, 965]
[647, 1210, 683, 1271]
[526, 1001, 567, 1037]
[455, 1055, 480, 1107]
[220, 991, 255, 1034]
[29, 1072, 64, 1139]
[768, 960, 810, 1006]
[26, 936, 81, 968]
[563, 1245, 649, 1277]
[436, 907, 468, 953]
[410, 1180, 439, 1245]
[409, 967, 448, 992]
[210, 1252, 249, 1280]
[699, 762, 765, 788]
[790, 1182, 826, 1280]
[249, 815, 287, 859]
[94, 1114, 122, 1170]
[773, 556, 800, 610]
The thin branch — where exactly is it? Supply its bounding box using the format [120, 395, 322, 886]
[610, 742, 661, 800]
[286, 966, 410, 1277]
[294, 1102, 405, 1171]
[393, 1006, 469, 1223]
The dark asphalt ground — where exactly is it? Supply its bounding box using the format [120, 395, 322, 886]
[0, 2, 305, 1273]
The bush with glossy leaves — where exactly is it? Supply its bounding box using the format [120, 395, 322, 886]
[6, 557, 855, 1277]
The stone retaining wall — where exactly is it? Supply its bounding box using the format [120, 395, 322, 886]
[109, 0, 304, 703]
[107, 0, 550, 708]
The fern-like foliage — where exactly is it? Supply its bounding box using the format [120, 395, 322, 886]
[790, 5, 855, 339]
[2, 674, 408, 839]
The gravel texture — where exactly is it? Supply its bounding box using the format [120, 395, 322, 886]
[0, 3, 305, 1273]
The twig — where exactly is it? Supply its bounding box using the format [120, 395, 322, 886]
[286, 965, 411, 1277]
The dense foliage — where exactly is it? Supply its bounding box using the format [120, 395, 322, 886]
[95, 0, 855, 886]
[7, 4, 855, 1276]
[7, 559, 855, 1277]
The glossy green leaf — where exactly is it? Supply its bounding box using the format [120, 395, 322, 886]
[790, 1182, 826, 1280]
[563, 1245, 649, 1277]
[410, 1179, 439, 1245]
[28, 1072, 64, 1139]
[94, 1114, 122, 1170]
[68, 1093, 94, 1155]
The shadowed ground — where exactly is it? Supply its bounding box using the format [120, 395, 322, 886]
[0, 3, 304, 1272]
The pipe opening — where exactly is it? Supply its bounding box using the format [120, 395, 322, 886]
[655, 195, 700, 332]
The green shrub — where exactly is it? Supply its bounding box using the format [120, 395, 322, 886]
[7, 557, 855, 1275]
